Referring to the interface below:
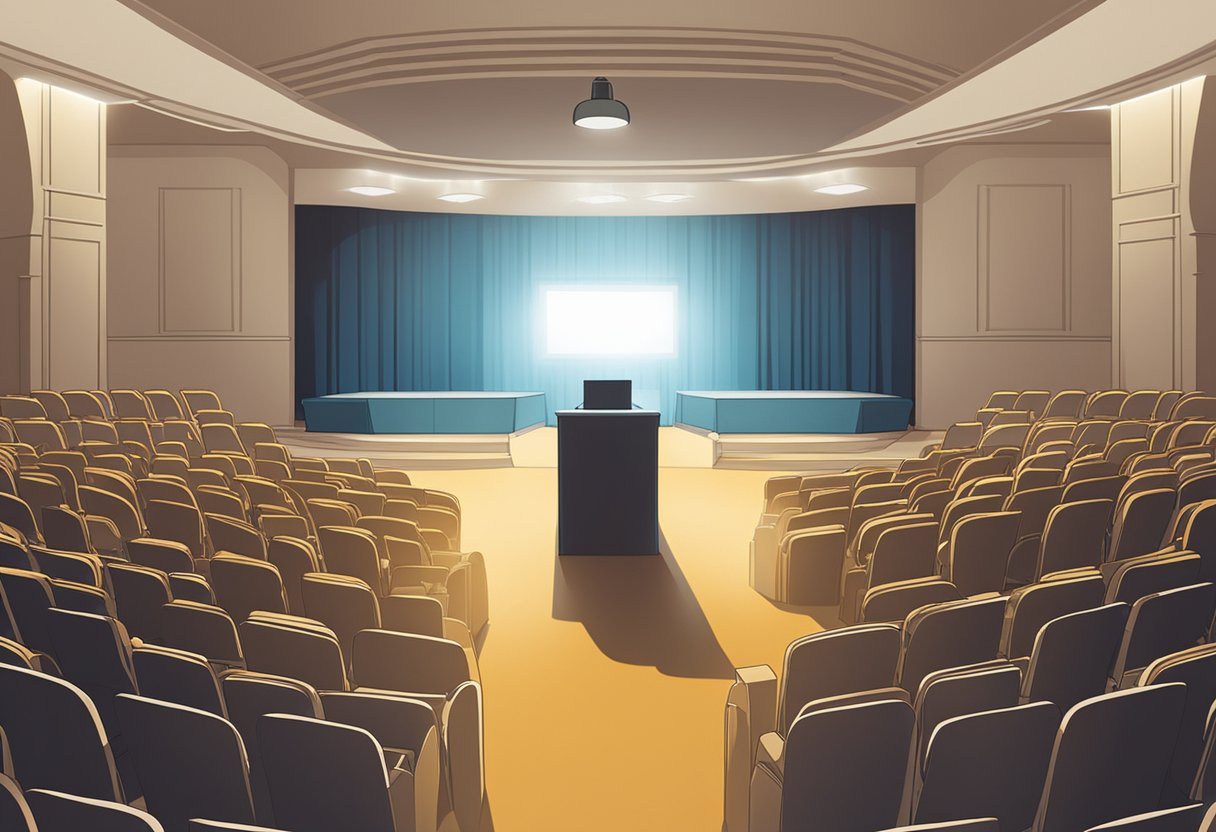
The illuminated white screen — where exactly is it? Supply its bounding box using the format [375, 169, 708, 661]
[544, 286, 676, 356]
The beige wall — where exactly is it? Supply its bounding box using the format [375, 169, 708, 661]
[107, 145, 294, 425]
[917, 143, 1113, 428]
[1111, 77, 1216, 394]
[0, 75, 107, 394]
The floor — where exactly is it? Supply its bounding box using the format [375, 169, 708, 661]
[413, 464, 841, 832]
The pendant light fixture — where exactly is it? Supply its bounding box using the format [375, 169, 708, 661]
[573, 77, 630, 130]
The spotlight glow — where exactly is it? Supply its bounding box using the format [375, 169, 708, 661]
[814, 183, 868, 196]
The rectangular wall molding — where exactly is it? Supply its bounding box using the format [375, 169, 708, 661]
[976, 183, 1072, 333]
[158, 187, 243, 334]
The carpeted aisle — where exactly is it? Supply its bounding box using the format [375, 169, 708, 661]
[412, 465, 834, 832]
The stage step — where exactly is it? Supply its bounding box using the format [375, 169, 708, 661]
[706, 429, 943, 471]
[276, 427, 515, 470]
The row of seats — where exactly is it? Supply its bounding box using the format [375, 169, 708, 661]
[0, 388, 488, 832]
[728, 389, 1216, 832]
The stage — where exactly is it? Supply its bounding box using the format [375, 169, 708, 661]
[300, 391, 547, 435]
[674, 390, 913, 434]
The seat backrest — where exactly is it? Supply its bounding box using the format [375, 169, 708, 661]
[913, 662, 1022, 768]
[300, 572, 379, 662]
[132, 644, 227, 717]
[781, 700, 914, 832]
[946, 511, 1021, 596]
[47, 609, 137, 728]
[861, 579, 964, 624]
[1023, 603, 1128, 713]
[1113, 583, 1216, 685]
[1139, 643, 1216, 805]
[1109, 489, 1178, 562]
[0, 567, 55, 653]
[899, 597, 1008, 695]
[239, 612, 348, 692]
[1034, 684, 1187, 832]
[161, 600, 244, 667]
[220, 670, 323, 763]
[256, 713, 398, 832]
[868, 522, 938, 588]
[352, 629, 471, 696]
[779, 623, 902, 735]
[210, 555, 287, 622]
[1001, 572, 1106, 660]
[1106, 551, 1202, 606]
[0, 663, 123, 801]
[128, 537, 195, 574]
[917, 702, 1061, 832]
[317, 526, 383, 592]
[266, 537, 319, 615]
[115, 693, 255, 832]
[1038, 499, 1114, 578]
[1044, 390, 1087, 419]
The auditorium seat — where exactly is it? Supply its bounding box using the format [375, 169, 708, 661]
[256, 713, 422, 832]
[999, 571, 1106, 661]
[1109, 489, 1177, 562]
[160, 600, 245, 669]
[1103, 550, 1202, 606]
[0, 664, 125, 801]
[1137, 644, 1216, 804]
[210, 555, 288, 622]
[266, 537, 320, 615]
[1020, 604, 1127, 712]
[913, 662, 1023, 770]
[916, 703, 1060, 832]
[1111, 583, 1216, 688]
[132, 644, 228, 717]
[749, 698, 913, 832]
[1034, 684, 1186, 832]
[0, 776, 41, 832]
[115, 694, 258, 832]
[897, 596, 1007, 695]
[239, 611, 349, 692]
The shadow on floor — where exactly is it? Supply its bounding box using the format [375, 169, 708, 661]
[551, 531, 735, 680]
[764, 598, 845, 632]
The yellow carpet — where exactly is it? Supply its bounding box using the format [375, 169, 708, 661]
[413, 465, 836, 832]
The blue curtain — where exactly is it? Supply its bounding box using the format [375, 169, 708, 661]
[295, 205, 915, 424]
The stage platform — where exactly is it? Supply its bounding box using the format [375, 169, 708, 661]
[675, 390, 913, 434]
[301, 391, 547, 435]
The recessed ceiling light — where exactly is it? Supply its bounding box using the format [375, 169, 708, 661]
[577, 194, 627, 204]
[815, 183, 868, 196]
[437, 193, 484, 203]
[573, 77, 630, 130]
[348, 186, 394, 197]
[1064, 104, 1111, 112]
[645, 194, 692, 203]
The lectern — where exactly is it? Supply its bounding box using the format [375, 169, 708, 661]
[557, 409, 659, 555]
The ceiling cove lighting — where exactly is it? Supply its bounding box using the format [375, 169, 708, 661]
[437, 193, 484, 203]
[577, 194, 627, 204]
[815, 183, 868, 196]
[348, 186, 394, 197]
[645, 193, 692, 203]
[573, 77, 630, 130]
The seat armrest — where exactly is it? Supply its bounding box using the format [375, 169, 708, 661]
[724, 665, 778, 832]
[755, 731, 785, 777]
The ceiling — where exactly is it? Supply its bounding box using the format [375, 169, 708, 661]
[5, 0, 1216, 213]
[126, 0, 1085, 176]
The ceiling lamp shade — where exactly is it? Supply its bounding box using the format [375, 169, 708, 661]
[573, 77, 629, 130]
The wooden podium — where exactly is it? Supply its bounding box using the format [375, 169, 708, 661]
[556, 409, 660, 555]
